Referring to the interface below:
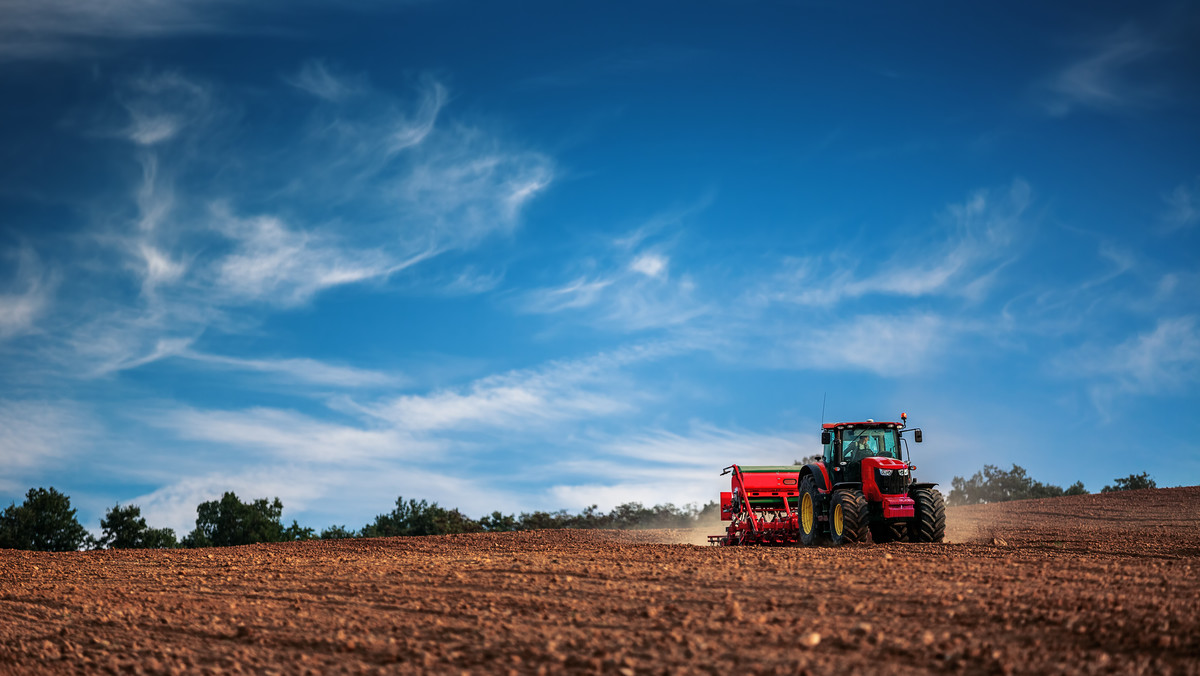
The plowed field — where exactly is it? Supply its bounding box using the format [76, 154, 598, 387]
[2, 487, 1198, 675]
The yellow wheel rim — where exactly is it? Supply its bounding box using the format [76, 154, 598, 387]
[801, 493, 813, 533]
[833, 503, 843, 536]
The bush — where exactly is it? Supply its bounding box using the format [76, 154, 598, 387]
[96, 504, 177, 549]
[1101, 472, 1156, 493]
[0, 487, 89, 552]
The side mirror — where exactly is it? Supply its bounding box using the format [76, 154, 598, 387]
[914, 430, 923, 443]
[820, 431, 830, 445]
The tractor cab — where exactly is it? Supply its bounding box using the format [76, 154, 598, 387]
[822, 420, 903, 481]
[819, 418, 925, 503]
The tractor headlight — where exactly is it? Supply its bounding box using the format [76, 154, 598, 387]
[899, 468, 909, 476]
[878, 469, 893, 477]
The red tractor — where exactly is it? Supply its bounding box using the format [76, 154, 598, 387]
[711, 414, 945, 546]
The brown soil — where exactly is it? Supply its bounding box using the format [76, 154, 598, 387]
[2, 486, 1199, 675]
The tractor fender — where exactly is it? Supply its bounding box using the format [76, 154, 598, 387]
[832, 482, 864, 491]
[800, 463, 831, 492]
[908, 482, 939, 490]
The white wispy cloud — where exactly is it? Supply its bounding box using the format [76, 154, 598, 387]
[1059, 316, 1200, 396]
[0, 0, 231, 60]
[286, 59, 367, 102]
[46, 294, 211, 377]
[1161, 176, 1199, 233]
[151, 406, 429, 463]
[0, 400, 93, 492]
[387, 78, 446, 154]
[122, 344, 693, 529]
[602, 425, 806, 469]
[630, 252, 668, 278]
[129, 154, 188, 297]
[207, 209, 433, 306]
[1039, 25, 1162, 117]
[179, 350, 401, 388]
[357, 344, 673, 432]
[523, 265, 705, 330]
[521, 224, 706, 332]
[544, 425, 805, 511]
[0, 1, 410, 63]
[779, 313, 954, 376]
[0, 246, 51, 340]
[394, 130, 553, 241]
[523, 276, 614, 313]
[117, 71, 214, 146]
[29, 66, 552, 377]
[440, 266, 505, 295]
[763, 180, 1029, 307]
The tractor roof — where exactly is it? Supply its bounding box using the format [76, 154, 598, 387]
[822, 421, 903, 429]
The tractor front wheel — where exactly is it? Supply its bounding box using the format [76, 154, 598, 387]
[798, 475, 825, 546]
[829, 488, 868, 545]
[910, 487, 946, 542]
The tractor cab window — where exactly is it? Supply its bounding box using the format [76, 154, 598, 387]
[841, 428, 900, 461]
[822, 432, 834, 464]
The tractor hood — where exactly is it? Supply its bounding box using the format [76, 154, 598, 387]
[860, 456, 908, 471]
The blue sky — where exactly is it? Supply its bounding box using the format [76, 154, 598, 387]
[1, 1, 1198, 536]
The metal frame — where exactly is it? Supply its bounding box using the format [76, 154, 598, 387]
[711, 465, 800, 546]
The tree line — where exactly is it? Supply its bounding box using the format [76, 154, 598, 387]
[0, 488, 719, 552]
[947, 466, 1156, 506]
[1, 468, 1158, 552]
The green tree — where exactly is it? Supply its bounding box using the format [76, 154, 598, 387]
[319, 524, 357, 539]
[284, 521, 316, 541]
[515, 509, 573, 530]
[96, 504, 177, 549]
[1064, 481, 1089, 496]
[0, 487, 89, 552]
[695, 501, 721, 522]
[182, 492, 290, 548]
[361, 497, 482, 537]
[479, 511, 517, 532]
[1101, 472, 1157, 493]
[948, 465, 1088, 506]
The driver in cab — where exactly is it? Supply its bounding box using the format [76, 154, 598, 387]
[844, 434, 874, 461]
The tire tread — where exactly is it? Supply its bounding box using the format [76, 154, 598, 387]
[830, 489, 868, 545]
[911, 487, 946, 542]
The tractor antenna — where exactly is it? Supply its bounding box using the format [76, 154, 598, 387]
[820, 392, 826, 426]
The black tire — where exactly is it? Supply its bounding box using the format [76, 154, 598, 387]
[829, 489, 868, 545]
[798, 475, 824, 546]
[911, 487, 946, 542]
[870, 520, 907, 543]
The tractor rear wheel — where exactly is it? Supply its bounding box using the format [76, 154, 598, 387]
[910, 487, 946, 542]
[870, 520, 907, 543]
[798, 475, 824, 546]
[829, 489, 868, 545]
